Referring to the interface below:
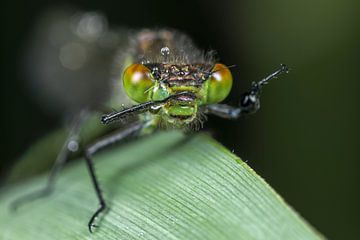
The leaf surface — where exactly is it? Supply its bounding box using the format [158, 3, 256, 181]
[0, 131, 323, 240]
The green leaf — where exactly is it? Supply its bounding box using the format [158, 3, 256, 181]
[0, 131, 323, 239]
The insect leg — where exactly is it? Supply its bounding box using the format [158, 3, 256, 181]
[10, 112, 87, 211]
[84, 122, 143, 233]
[206, 64, 289, 119]
[101, 91, 196, 124]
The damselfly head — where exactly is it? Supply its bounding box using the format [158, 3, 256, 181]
[123, 61, 233, 126]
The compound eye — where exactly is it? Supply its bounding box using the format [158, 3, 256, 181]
[123, 64, 154, 103]
[206, 63, 233, 104]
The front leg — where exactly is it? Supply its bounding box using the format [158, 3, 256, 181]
[84, 121, 144, 232]
[206, 64, 289, 119]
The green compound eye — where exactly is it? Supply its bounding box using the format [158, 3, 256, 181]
[123, 64, 154, 103]
[206, 63, 233, 104]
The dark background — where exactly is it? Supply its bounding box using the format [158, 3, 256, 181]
[1, 0, 359, 239]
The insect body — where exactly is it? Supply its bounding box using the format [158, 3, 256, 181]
[11, 10, 289, 233]
[102, 29, 233, 130]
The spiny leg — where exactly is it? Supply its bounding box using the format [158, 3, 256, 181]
[87, 92, 197, 231]
[10, 112, 87, 211]
[206, 64, 289, 119]
[84, 122, 143, 233]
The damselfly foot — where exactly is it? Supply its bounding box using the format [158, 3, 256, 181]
[88, 203, 107, 233]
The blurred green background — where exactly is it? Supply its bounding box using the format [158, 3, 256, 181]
[1, 0, 359, 239]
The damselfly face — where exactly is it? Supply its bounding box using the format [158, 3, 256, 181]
[123, 62, 233, 126]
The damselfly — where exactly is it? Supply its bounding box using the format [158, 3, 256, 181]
[11, 8, 289, 232]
